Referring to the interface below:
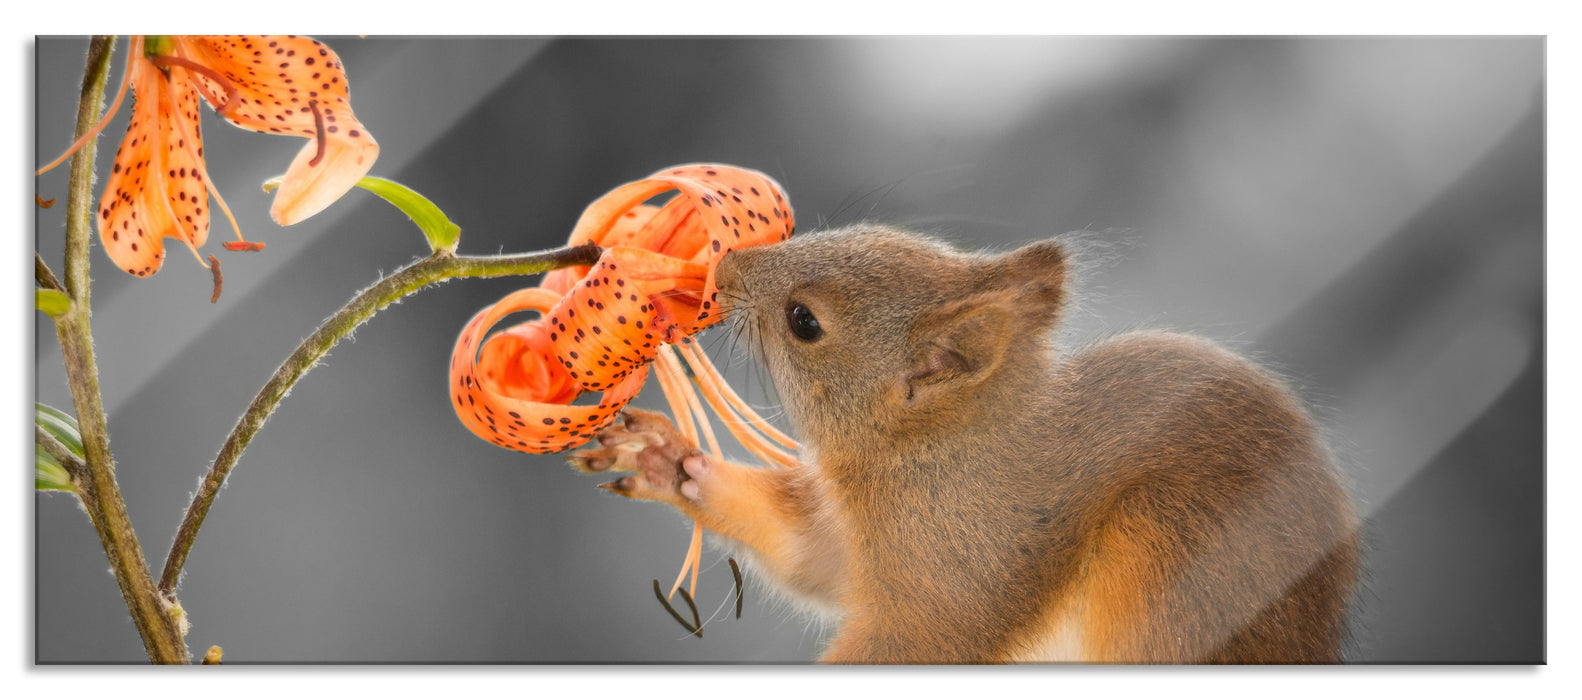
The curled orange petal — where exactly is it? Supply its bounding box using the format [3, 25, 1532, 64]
[451, 288, 649, 453]
[544, 247, 707, 392]
[541, 203, 663, 295]
[567, 164, 795, 332]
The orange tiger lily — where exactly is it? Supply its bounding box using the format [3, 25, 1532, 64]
[450, 164, 797, 455]
[37, 35, 378, 277]
[450, 164, 804, 602]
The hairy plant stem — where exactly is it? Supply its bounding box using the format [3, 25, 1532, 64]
[158, 243, 603, 595]
[36, 425, 86, 479]
[37, 252, 64, 291]
[51, 36, 192, 664]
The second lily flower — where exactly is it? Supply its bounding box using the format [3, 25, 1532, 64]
[42, 35, 379, 277]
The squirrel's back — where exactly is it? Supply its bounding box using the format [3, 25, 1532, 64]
[1002, 330, 1358, 662]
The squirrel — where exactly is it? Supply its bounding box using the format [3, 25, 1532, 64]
[567, 224, 1360, 664]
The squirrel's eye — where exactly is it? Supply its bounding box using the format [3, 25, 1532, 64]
[786, 304, 822, 342]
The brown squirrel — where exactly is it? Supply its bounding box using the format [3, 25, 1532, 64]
[568, 224, 1360, 664]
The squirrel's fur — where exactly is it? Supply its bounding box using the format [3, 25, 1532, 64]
[570, 224, 1360, 664]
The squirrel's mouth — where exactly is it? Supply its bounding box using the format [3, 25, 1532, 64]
[706, 250, 755, 333]
[714, 293, 758, 358]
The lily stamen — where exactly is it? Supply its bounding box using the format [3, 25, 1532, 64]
[156, 71, 209, 270]
[164, 97, 247, 248]
[209, 255, 223, 303]
[307, 100, 327, 167]
[662, 346, 721, 456]
[180, 239, 209, 266]
[676, 341, 797, 468]
[35, 35, 140, 177]
[147, 53, 240, 118]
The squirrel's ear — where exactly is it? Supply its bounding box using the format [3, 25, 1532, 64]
[896, 238, 1067, 410]
[899, 292, 1017, 409]
[990, 238, 1066, 316]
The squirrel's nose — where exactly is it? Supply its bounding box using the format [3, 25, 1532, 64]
[714, 249, 749, 295]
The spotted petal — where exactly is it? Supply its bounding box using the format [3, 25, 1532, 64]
[172, 35, 378, 225]
[559, 164, 795, 333]
[650, 164, 794, 330]
[97, 56, 210, 277]
[451, 288, 649, 454]
[542, 202, 664, 295]
[542, 247, 707, 392]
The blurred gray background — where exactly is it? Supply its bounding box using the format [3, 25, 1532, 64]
[33, 37, 1542, 663]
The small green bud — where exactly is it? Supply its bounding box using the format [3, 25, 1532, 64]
[143, 35, 174, 58]
[355, 176, 462, 252]
[36, 288, 71, 319]
[263, 174, 462, 252]
[35, 403, 84, 458]
[35, 450, 74, 492]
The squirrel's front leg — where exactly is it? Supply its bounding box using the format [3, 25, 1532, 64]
[567, 408, 839, 601]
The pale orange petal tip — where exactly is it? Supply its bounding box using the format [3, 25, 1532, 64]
[268, 132, 379, 226]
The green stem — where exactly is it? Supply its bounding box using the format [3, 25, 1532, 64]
[158, 244, 603, 594]
[37, 252, 64, 291]
[37, 424, 86, 481]
[50, 35, 192, 664]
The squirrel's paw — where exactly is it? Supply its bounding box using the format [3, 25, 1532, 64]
[678, 454, 711, 501]
[567, 408, 699, 504]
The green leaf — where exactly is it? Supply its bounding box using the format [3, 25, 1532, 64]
[36, 403, 84, 459]
[263, 174, 462, 252]
[356, 176, 462, 252]
[36, 288, 71, 318]
[35, 450, 74, 492]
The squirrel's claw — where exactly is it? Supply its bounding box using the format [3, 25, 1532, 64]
[565, 450, 615, 473]
[596, 475, 639, 494]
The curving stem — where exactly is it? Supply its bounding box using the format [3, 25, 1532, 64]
[157, 244, 604, 595]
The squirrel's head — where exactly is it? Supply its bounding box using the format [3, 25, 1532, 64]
[713, 224, 1067, 452]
